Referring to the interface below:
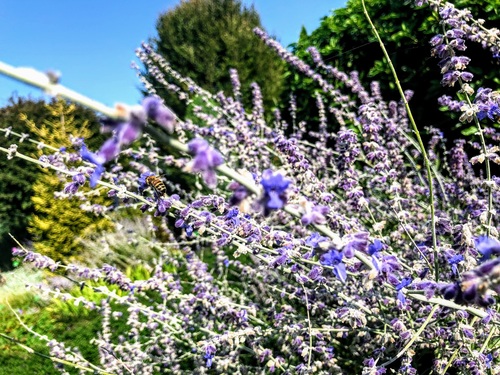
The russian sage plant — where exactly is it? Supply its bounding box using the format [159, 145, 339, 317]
[2, 0, 500, 373]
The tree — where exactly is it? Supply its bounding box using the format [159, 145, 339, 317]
[284, 0, 500, 139]
[0, 97, 104, 268]
[146, 0, 285, 117]
[25, 100, 113, 263]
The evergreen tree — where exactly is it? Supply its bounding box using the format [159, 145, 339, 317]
[26, 100, 113, 263]
[285, 0, 500, 139]
[147, 0, 285, 117]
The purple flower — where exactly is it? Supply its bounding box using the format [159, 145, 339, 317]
[142, 96, 175, 133]
[476, 236, 500, 261]
[301, 204, 328, 225]
[448, 254, 464, 275]
[260, 169, 291, 215]
[97, 137, 121, 162]
[368, 239, 384, 255]
[203, 345, 216, 368]
[320, 249, 347, 283]
[80, 143, 105, 165]
[82, 99, 175, 190]
[138, 171, 154, 192]
[305, 232, 328, 248]
[63, 182, 79, 195]
[80, 144, 109, 188]
[477, 104, 500, 121]
[187, 138, 224, 188]
[101, 105, 147, 146]
[342, 232, 369, 258]
[441, 256, 500, 307]
[72, 173, 86, 185]
[395, 277, 412, 304]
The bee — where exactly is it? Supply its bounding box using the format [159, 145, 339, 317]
[145, 174, 167, 198]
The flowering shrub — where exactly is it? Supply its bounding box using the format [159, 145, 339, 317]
[2, 0, 500, 373]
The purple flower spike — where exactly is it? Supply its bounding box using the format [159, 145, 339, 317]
[142, 96, 175, 133]
[187, 138, 224, 188]
[260, 169, 291, 215]
[320, 249, 347, 283]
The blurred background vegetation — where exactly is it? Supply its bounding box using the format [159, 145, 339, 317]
[0, 98, 105, 269]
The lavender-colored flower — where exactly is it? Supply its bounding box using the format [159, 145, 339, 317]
[301, 204, 328, 226]
[102, 105, 147, 146]
[80, 143, 105, 166]
[476, 236, 500, 261]
[81, 99, 175, 190]
[97, 137, 121, 162]
[342, 232, 369, 258]
[305, 232, 328, 249]
[138, 171, 155, 192]
[320, 249, 347, 283]
[477, 103, 500, 121]
[142, 96, 175, 133]
[203, 345, 216, 368]
[260, 169, 291, 216]
[72, 173, 85, 185]
[395, 277, 412, 304]
[441, 256, 500, 306]
[368, 239, 384, 255]
[448, 254, 464, 275]
[80, 143, 109, 188]
[187, 138, 224, 188]
[62, 183, 78, 195]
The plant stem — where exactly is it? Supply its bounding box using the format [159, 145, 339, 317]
[360, 0, 439, 280]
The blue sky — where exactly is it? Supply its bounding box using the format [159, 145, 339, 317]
[0, 0, 345, 108]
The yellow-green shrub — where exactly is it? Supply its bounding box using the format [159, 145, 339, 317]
[26, 100, 113, 263]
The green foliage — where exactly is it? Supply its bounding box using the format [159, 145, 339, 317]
[0, 97, 103, 269]
[148, 0, 285, 117]
[0, 273, 101, 374]
[0, 264, 153, 374]
[26, 100, 113, 263]
[285, 0, 500, 138]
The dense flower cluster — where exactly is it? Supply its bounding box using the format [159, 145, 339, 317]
[3, 0, 500, 374]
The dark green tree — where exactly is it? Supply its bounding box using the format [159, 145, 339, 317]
[147, 0, 285, 117]
[284, 0, 500, 139]
[0, 97, 103, 269]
